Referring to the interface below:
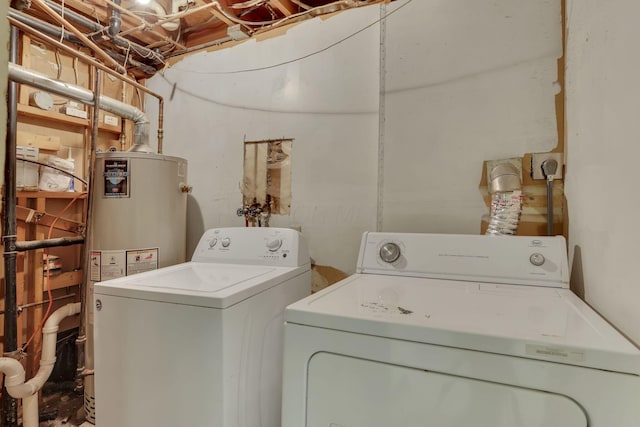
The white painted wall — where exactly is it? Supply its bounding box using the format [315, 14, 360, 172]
[148, 8, 381, 273]
[149, 0, 562, 273]
[565, 0, 640, 344]
[382, 0, 561, 232]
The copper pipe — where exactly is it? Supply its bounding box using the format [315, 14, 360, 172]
[9, 17, 166, 153]
[8, 17, 161, 99]
[158, 98, 164, 154]
[30, 0, 126, 73]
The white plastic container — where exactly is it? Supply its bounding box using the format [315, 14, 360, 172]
[17, 146, 39, 190]
[38, 155, 74, 192]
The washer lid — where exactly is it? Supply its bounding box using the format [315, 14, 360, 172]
[285, 274, 640, 375]
[95, 261, 305, 308]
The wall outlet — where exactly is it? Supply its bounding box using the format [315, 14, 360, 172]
[531, 152, 563, 180]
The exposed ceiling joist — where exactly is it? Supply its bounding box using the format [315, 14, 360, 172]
[11, 0, 390, 78]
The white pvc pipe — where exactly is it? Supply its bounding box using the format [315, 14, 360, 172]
[0, 303, 81, 427]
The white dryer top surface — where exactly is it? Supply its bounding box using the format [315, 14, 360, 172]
[95, 262, 305, 308]
[286, 273, 640, 375]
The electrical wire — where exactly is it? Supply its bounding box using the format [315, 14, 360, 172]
[18, 158, 88, 185]
[21, 193, 86, 352]
[158, 0, 411, 113]
[168, 0, 412, 75]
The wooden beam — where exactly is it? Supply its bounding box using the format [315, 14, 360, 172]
[185, 26, 230, 48]
[56, 0, 170, 46]
[16, 205, 85, 234]
[188, 0, 236, 26]
[31, 0, 126, 73]
[269, 0, 298, 16]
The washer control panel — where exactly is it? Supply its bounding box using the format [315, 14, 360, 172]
[192, 227, 309, 267]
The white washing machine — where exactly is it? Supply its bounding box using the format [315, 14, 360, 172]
[282, 232, 640, 427]
[93, 227, 311, 427]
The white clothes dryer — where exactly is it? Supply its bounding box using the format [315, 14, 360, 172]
[94, 227, 311, 427]
[282, 233, 640, 427]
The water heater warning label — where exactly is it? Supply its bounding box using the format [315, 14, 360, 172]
[90, 248, 159, 282]
[126, 248, 158, 275]
[91, 250, 126, 281]
[103, 158, 129, 198]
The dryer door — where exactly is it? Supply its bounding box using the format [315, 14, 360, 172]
[307, 353, 587, 427]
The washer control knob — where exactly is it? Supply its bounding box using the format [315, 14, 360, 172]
[221, 238, 231, 248]
[530, 253, 545, 266]
[267, 239, 283, 252]
[209, 238, 218, 248]
[380, 242, 401, 263]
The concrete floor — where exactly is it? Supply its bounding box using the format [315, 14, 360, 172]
[36, 390, 85, 427]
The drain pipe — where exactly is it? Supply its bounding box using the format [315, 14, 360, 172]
[43, 0, 164, 64]
[8, 62, 154, 153]
[0, 303, 82, 427]
[108, 0, 122, 37]
[9, 9, 158, 75]
[2, 25, 21, 427]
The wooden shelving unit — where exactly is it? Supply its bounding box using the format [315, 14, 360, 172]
[17, 103, 122, 134]
[16, 190, 86, 376]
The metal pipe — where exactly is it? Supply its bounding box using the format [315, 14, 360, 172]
[42, 0, 165, 64]
[541, 159, 558, 236]
[108, 0, 122, 37]
[0, 293, 77, 314]
[14, 236, 85, 252]
[101, 0, 187, 51]
[546, 180, 554, 235]
[8, 11, 158, 75]
[8, 15, 161, 96]
[9, 16, 166, 153]
[75, 68, 102, 399]
[2, 25, 20, 427]
[158, 98, 164, 153]
[9, 62, 153, 152]
[31, 0, 126, 73]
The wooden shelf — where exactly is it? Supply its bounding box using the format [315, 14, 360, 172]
[46, 270, 83, 291]
[17, 191, 87, 199]
[17, 103, 121, 134]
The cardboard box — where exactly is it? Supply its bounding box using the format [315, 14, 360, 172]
[311, 264, 349, 293]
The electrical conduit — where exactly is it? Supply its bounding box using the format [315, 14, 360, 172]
[0, 303, 81, 427]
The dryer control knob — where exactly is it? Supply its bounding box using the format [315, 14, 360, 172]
[209, 238, 218, 248]
[530, 253, 545, 266]
[221, 238, 231, 248]
[267, 239, 283, 252]
[380, 242, 401, 263]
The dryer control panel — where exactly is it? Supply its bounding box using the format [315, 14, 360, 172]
[356, 233, 569, 288]
[192, 227, 310, 267]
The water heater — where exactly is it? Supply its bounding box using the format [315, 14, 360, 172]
[85, 151, 188, 423]
[91, 152, 188, 271]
